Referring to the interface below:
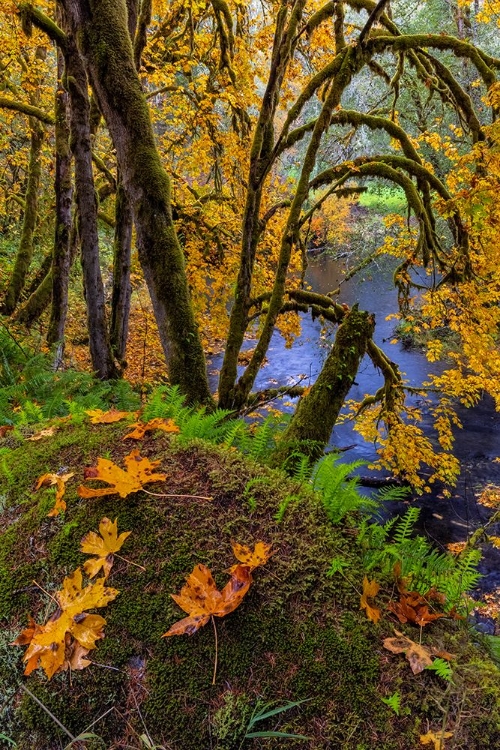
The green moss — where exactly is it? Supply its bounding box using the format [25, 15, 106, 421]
[1, 424, 499, 748]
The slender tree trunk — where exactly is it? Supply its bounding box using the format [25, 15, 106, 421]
[61, 0, 212, 405]
[109, 175, 132, 361]
[109, 1, 141, 363]
[269, 306, 375, 470]
[23, 250, 52, 299]
[218, 2, 307, 407]
[2, 120, 44, 315]
[64, 28, 117, 378]
[47, 45, 73, 346]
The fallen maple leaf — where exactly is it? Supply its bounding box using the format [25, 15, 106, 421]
[13, 568, 118, 679]
[27, 427, 56, 441]
[0, 424, 13, 438]
[163, 563, 252, 637]
[35, 471, 74, 517]
[383, 630, 433, 674]
[230, 541, 272, 571]
[420, 730, 453, 749]
[86, 408, 135, 424]
[81, 517, 132, 578]
[388, 590, 446, 627]
[360, 576, 381, 623]
[123, 418, 180, 440]
[78, 449, 166, 499]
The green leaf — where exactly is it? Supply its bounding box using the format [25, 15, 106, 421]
[247, 698, 311, 728]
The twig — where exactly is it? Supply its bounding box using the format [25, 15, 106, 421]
[19, 683, 75, 741]
[211, 615, 219, 685]
[142, 489, 213, 501]
[114, 553, 146, 571]
[32, 579, 58, 606]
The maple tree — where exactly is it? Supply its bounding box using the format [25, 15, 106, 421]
[0, 1, 499, 490]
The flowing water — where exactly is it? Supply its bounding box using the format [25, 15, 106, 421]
[210, 249, 500, 598]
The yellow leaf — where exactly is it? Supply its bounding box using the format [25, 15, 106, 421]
[123, 417, 180, 440]
[81, 517, 132, 578]
[86, 408, 135, 424]
[420, 730, 453, 749]
[360, 576, 381, 623]
[78, 449, 166, 499]
[35, 472, 74, 517]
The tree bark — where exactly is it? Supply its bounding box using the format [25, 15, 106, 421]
[48, 44, 73, 346]
[64, 26, 117, 378]
[61, 0, 212, 405]
[2, 120, 44, 315]
[269, 306, 375, 470]
[15, 269, 53, 325]
[109, 175, 132, 362]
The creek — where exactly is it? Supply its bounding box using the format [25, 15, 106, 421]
[210, 247, 500, 599]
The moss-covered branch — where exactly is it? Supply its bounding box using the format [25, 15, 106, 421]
[0, 96, 54, 125]
[17, 3, 67, 48]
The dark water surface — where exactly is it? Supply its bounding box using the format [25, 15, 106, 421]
[211, 252, 500, 593]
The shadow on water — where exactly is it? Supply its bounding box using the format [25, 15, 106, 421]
[210, 250, 500, 594]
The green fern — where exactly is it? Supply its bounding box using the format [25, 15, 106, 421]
[381, 692, 401, 715]
[426, 658, 453, 682]
[312, 454, 378, 523]
[392, 507, 421, 545]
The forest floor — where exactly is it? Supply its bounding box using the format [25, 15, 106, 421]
[1, 413, 500, 749]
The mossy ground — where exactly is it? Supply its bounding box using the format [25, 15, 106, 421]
[0, 421, 499, 749]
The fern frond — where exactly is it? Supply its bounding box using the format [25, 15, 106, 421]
[426, 658, 453, 682]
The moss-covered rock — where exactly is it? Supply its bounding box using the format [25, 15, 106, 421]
[0, 423, 499, 749]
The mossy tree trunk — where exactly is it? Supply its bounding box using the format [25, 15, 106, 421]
[1, 119, 44, 315]
[64, 26, 118, 379]
[270, 306, 375, 469]
[48, 41, 73, 347]
[61, 0, 212, 405]
[109, 1, 144, 364]
[109, 175, 132, 362]
[15, 269, 53, 326]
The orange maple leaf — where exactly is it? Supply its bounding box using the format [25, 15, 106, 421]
[229, 541, 272, 572]
[86, 408, 135, 424]
[78, 449, 166, 499]
[388, 590, 446, 627]
[162, 563, 252, 637]
[0, 424, 13, 438]
[13, 568, 118, 679]
[35, 471, 74, 517]
[360, 576, 381, 623]
[80, 517, 132, 578]
[123, 417, 180, 440]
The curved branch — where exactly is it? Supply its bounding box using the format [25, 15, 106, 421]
[17, 3, 67, 49]
[0, 96, 54, 125]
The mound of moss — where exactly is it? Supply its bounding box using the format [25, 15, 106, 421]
[0, 422, 499, 749]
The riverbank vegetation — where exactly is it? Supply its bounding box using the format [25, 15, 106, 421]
[0, 393, 499, 748]
[2, 0, 500, 746]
